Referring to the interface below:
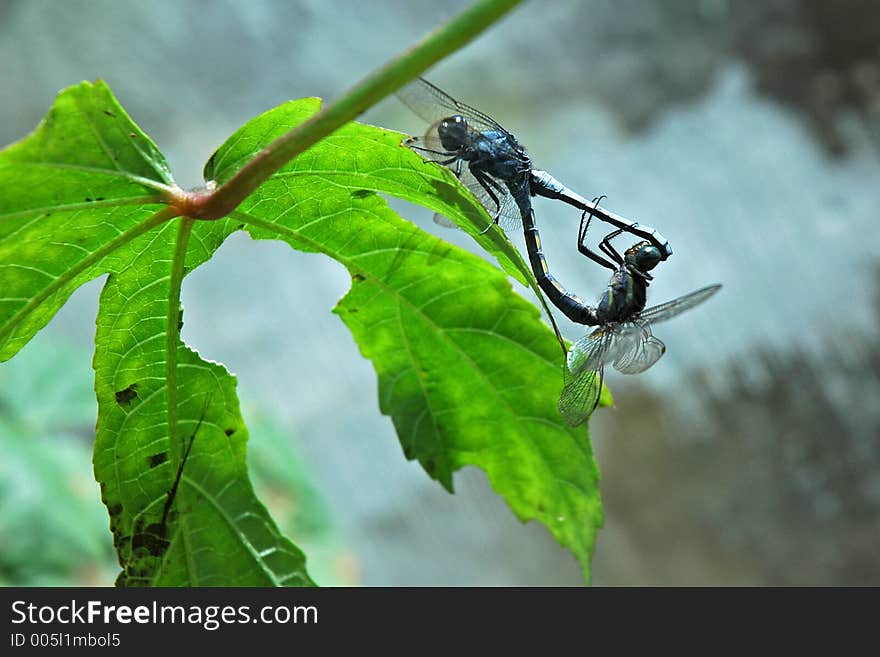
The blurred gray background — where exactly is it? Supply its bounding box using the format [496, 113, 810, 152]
[1, 0, 878, 585]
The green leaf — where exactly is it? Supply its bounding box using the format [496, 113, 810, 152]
[0, 81, 313, 586]
[208, 99, 604, 581]
[0, 81, 171, 361]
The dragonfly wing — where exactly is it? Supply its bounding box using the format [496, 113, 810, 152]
[397, 78, 512, 136]
[639, 284, 721, 326]
[432, 213, 459, 229]
[456, 165, 517, 226]
[493, 183, 527, 231]
[397, 79, 452, 125]
[610, 285, 719, 373]
[567, 327, 630, 376]
[424, 163, 520, 231]
[408, 132, 523, 231]
[558, 362, 604, 427]
[610, 322, 666, 374]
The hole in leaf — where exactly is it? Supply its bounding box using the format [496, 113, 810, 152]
[115, 383, 139, 407]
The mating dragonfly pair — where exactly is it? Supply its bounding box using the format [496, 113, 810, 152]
[397, 78, 721, 426]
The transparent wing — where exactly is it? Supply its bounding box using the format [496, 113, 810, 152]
[558, 362, 604, 427]
[431, 213, 459, 229]
[406, 132, 524, 231]
[609, 321, 666, 374]
[470, 178, 523, 231]
[397, 77, 511, 137]
[567, 320, 665, 379]
[639, 284, 721, 326]
[566, 327, 618, 376]
[607, 284, 721, 374]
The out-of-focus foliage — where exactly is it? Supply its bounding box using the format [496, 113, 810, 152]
[0, 338, 349, 586]
[0, 344, 112, 585]
[244, 413, 357, 586]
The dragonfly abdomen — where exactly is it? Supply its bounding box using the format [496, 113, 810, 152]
[522, 209, 599, 326]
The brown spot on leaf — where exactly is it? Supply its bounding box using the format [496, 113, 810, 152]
[131, 523, 169, 557]
[147, 452, 168, 468]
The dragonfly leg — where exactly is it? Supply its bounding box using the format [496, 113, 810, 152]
[577, 209, 593, 243]
[577, 210, 617, 271]
[599, 228, 625, 265]
[471, 168, 505, 233]
[602, 227, 655, 280]
[407, 140, 455, 159]
[477, 169, 509, 218]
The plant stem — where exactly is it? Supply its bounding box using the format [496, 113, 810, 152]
[187, 0, 523, 219]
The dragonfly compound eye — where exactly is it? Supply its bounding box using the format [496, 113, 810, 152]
[633, 244, 662, 272]
[438, 114, 469, 150]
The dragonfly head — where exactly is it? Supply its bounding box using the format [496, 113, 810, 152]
[437, 114, 470, 150]
[625, 242, 662, 280]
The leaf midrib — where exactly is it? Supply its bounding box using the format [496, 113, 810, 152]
[0, 207, 178, 348]
[0, 196, 166, 222]
[2, 161, 175, 193]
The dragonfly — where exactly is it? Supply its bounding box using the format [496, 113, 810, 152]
[556, 213, 721, 426]
[396, 77, 673, 263]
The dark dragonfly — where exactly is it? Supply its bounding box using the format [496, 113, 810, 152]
[396, 77, 673, 261]
[556, 214, 720, 426]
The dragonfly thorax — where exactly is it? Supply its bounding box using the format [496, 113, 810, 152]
[597, 266, 649, 324]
